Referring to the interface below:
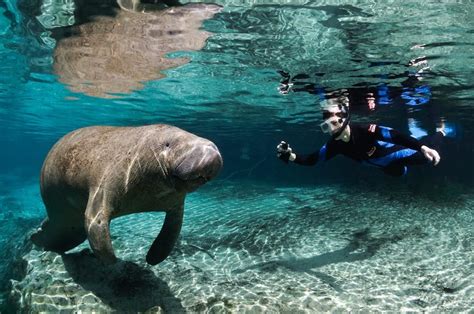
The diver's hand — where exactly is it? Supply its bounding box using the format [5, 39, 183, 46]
[421, 145, 441, 166]
[277, 141, 296, 163]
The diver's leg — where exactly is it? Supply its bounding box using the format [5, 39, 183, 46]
[381, 150, 428, 176]
[379, 130, 446, 177]
[382, 164, 407, 177]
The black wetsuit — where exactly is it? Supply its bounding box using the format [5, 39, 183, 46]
[294, 123, 443, 176]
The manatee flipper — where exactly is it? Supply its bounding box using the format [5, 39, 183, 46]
[146, 204, 184, 265]
[85, 188, 116, 264]
[31, 218, 87, 253]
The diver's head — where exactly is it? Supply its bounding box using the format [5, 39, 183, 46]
[320, 94, 350, 136]
[320, 107, 346, 135]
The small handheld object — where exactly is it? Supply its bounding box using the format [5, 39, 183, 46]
[276, 141, 295, 163]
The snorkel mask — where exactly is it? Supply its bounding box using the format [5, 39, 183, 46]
[320, 93, 350, 138]
[320, 112, 344, 134]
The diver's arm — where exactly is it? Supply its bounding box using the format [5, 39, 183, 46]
[372, 125, 423, 151]
[293, 151, 319, 166]
[371, 125, 440, 165]
[277, 142, 333, 166]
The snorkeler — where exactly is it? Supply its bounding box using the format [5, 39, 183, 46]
[276, 95, 450, 176]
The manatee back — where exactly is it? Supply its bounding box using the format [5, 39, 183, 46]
[41, 126, 118, 191]
[40, 124, 191, 198]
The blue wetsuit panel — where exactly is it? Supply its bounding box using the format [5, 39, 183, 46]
[379, 126, 392, 141]
[368, 148, 418, 167]
[377, 140, 394, 148]
[319, 144, 327, 162]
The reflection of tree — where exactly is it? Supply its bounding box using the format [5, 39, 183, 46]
[52, 3, 221, 97]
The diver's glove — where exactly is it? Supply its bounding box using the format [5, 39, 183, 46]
[277, 141, 296, 163]
[421, 145, 441, 166]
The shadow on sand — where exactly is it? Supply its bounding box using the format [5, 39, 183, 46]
[235, 228, 415, 292]
[62, 250, 185, 312]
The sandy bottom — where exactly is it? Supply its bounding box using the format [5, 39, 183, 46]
[5, 180, 474, 312]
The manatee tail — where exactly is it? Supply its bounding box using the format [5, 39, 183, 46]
[31, 218, 87, 253]
[146, 207, 184, 265]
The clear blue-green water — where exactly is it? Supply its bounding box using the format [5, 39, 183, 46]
[1, 0, 473, 312]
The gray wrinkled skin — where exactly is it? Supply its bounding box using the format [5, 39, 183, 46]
[31, 124, 223, 265]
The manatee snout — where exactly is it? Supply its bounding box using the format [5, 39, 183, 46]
[173, 143, 222, 192]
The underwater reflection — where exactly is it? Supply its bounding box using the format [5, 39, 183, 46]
[278, 55, 433, 110]
[52, 3, 221, 98]
[276, 56, 458, 142]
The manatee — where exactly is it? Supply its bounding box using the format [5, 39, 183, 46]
[31, 124, 223, 265]
[117, 0, 183, 12]
[52, 3, 222, 97]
